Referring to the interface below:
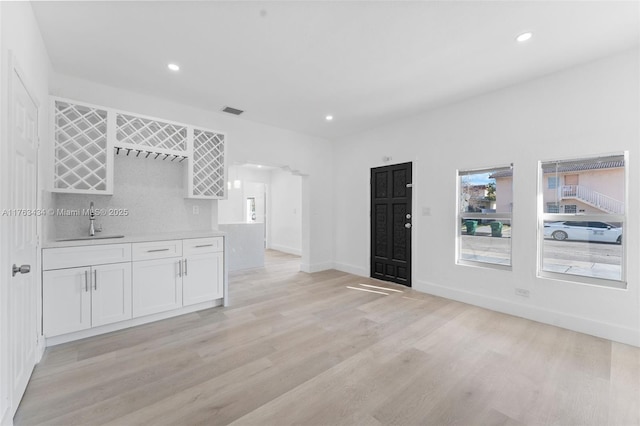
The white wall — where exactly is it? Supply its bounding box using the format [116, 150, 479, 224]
[0, 2, 52, 423]
[269, 169, 302, 255]
[332, 49, 640, 346]
[47, 73, 334, 272]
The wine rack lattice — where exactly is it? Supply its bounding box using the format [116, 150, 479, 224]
[192, 129, 225, 197]
[54, 101, 108, 191]
[117, 113, 187, 152]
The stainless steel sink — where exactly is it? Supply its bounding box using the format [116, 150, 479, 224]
[56, 235, 125, 242]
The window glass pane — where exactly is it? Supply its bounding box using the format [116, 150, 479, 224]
[458, 165, 512, 267]
[542, 221, 623, 281]
[460, 218, 511, 265]
[540, 153, 625, 284]
[459, 167, 512, 214]
[541, 155, 625, 215]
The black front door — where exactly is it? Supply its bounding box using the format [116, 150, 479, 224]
[370, 162, 412, 286]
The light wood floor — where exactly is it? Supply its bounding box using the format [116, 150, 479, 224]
[15, 250, 640, 425]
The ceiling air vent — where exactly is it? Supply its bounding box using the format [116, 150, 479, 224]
[222, 106, 244, 116]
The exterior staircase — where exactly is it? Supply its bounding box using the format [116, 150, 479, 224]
[561, 185, 624, 214]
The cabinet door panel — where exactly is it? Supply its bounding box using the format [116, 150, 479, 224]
[183, 252, 223, 306]
[132, 258, 182, 318]
[43, 267, 91, 337]
[92, 262, 132, 327]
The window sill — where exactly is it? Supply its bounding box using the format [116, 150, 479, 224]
[456, 259, 512, 272]
[537, 270, 627, 290]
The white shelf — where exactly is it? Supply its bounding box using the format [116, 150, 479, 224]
[51, 97, 226, 199]
[52, 99, 112, 194]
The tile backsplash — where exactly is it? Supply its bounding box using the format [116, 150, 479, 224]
[48, 154, 215, 240]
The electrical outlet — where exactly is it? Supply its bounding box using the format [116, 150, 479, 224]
[515, 288, 530, 298]
[192, 205, 199, 215]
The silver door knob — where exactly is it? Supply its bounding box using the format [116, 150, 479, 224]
[405, 223, 412, 229]
[406, 214, 412, 219]
[12, 264, 31, 277]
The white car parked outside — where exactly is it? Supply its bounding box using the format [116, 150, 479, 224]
[544, 221, 622, 244]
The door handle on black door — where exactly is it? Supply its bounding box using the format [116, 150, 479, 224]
[405, 223, 412, 229]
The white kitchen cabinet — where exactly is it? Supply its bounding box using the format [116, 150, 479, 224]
[182, 237, 224, 306]
[132, 257, 183, 318]
[43, 235, 224, 343]
[51, 96, 227, 198]
[43, 267, 91, 336]
[42, 262, 131, 336]
[132, 237, 223, 313]
[92, 263, 133, 327]
[51, 98, 113, 194]
[183, 252, 224, 305]
[186, 128, 226, 199]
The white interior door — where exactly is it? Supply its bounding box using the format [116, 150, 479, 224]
[8, 67, 39, 416]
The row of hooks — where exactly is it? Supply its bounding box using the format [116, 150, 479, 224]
[115, 146, 187, 162]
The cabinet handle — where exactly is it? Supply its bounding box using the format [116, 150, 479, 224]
[94, 269, 98, 290]
[84, 270, 89, 292]
[147, 248, 170, 253]
[184, 259, 188, 276]
[195, 244, 214, 248]
[178, 260, 182, 277]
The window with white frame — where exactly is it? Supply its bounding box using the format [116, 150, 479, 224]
[539, 153, 626, 286]
[458, 165, 513, 267]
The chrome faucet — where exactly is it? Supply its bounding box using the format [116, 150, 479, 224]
[89, 202, 96, 236]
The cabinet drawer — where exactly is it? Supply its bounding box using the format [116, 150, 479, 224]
[43, 244, 131, 270]
[183, 237, 223, 255]
[132, 240, 182, 261]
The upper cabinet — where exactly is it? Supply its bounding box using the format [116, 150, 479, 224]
[52, 99, 113, 194]
[116, 112, 188, 156]
[50, 97, 226, 199]
[188, 128, 226, 199]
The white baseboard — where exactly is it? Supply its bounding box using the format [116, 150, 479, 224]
[299, 261, 333, 273]
[413, 278, 640, 347]
[268, 244, 301, 256]
[333, 261, 368, 277]
[45, 299, 222, 347]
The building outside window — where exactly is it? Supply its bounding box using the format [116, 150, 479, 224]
[539, 153, 626, 287]
[458, 165, 513, 267]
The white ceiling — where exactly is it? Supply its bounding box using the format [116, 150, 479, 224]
[32, 1, 639, 139]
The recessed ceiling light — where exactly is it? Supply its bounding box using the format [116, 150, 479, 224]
[257, 165, 262, 168]
[516, 32, 533, 43]
[325, 115, 333, 121]
[167, 63, 180, 71]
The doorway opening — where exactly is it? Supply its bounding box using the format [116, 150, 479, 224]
[218, 164, 302, 272]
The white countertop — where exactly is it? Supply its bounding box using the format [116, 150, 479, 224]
[43, 230, 225, 249]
